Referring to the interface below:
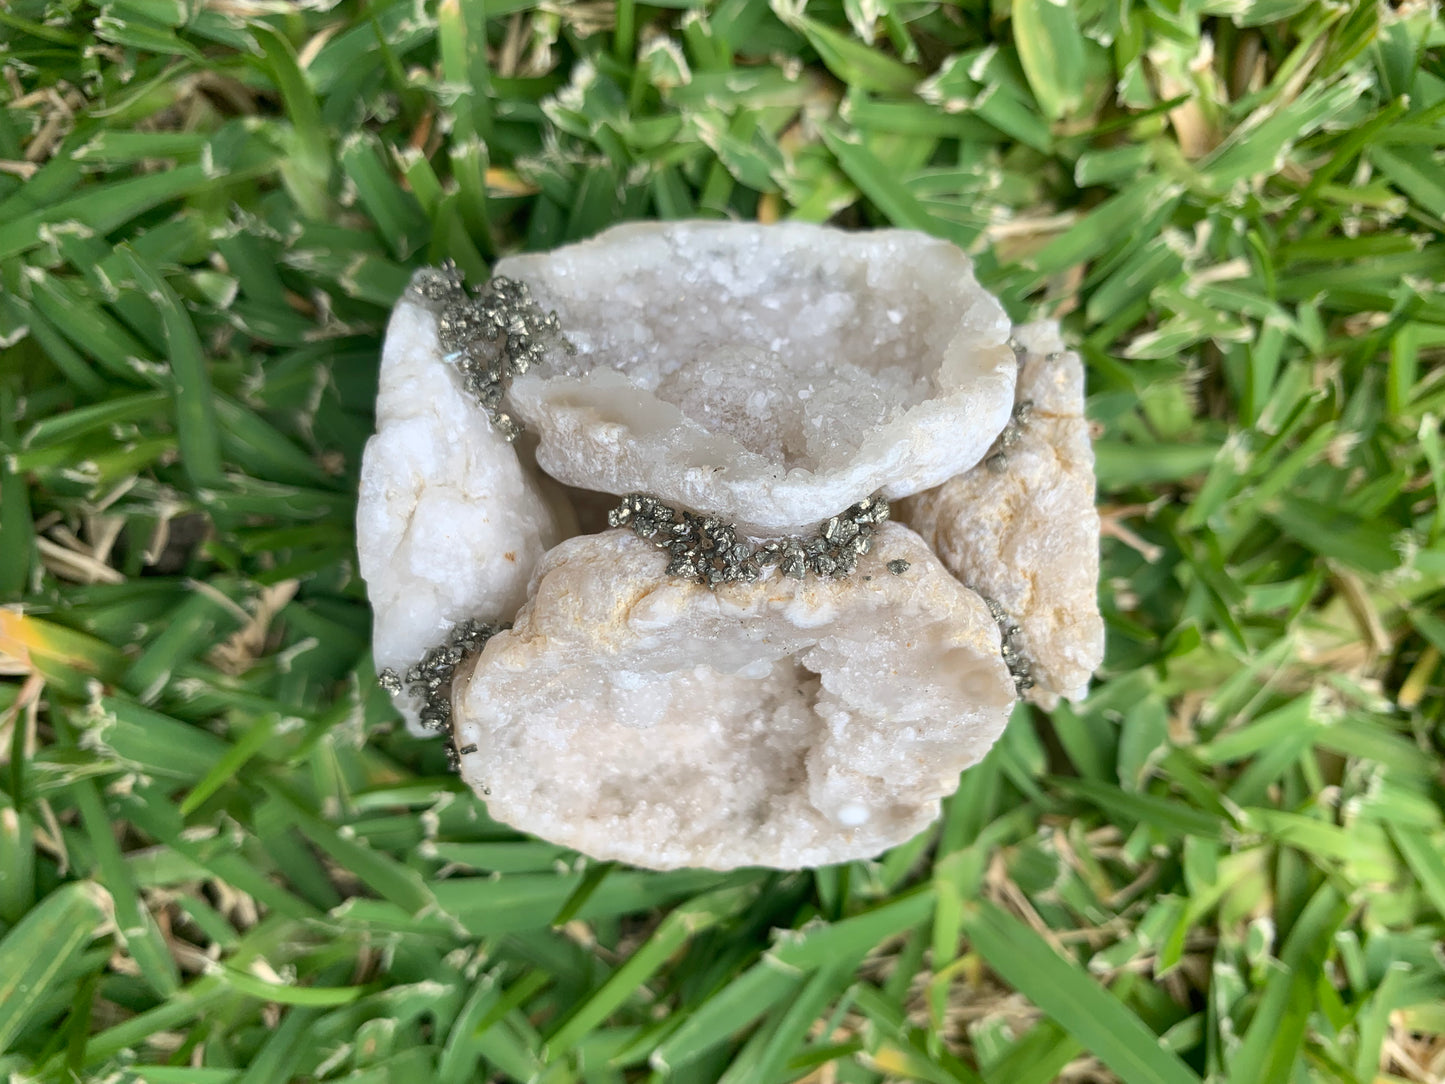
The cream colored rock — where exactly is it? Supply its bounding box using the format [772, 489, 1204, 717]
[357, 273, 570, 734]
[452, 523, 1016, 870]
[495, 221, 1017, 537]
[900, 323, 1104, 707]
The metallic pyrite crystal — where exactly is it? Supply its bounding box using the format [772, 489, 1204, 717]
[356, 276, 570, 736]
[412, 262, 572, 441]
[357, 221, 1105, 870]
[606, 492, 891, 586]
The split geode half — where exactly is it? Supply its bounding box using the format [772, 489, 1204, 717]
[453, 524, 1015, 870]
[495, 221, 1018, 537]
[357, 221, 1105, 871]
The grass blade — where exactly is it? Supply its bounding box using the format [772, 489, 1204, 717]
[1011, 0, 1086, 119]
[0, 882, 108, 1054]
[545, 885, 754, 1056]
[119, 247, 223, 491]
[960, 901, 1201, 1084]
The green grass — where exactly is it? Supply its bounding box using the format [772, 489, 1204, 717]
[1, 1, 1443, 1081]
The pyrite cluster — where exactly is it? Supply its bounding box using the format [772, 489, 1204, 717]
[357, 221, 1104, 871]
[414, 263, 570, 441]
[606, 492, 892, 586]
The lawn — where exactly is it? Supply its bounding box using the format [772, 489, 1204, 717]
[1, 1, 1443, 1081]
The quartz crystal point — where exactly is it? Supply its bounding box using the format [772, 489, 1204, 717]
[357, 273, 570, 735]
[899, 323, 1105, 707]
[452, 524, 1016, 870]
[495, 221, 1018, 537]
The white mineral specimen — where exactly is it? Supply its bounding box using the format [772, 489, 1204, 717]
[357, 274, 570, 734]
[361, 227, 1106, 871]
[899, 323, 1105, 707]
[452, 523, 1016, 870]
[495, 221, 1018, 536]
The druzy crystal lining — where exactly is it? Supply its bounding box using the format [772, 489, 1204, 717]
[492, 221, 1020, 538]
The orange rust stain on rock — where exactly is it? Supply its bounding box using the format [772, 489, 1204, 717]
[504, 551, 517, 562]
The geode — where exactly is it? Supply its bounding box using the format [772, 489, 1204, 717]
[356, 221, 1105, 871]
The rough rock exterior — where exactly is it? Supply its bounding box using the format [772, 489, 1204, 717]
[495, 221, 1017, 536]
[452, 523, 1017, 870]
[357, 275, 570, 734]
[899, 323, 1105, 707]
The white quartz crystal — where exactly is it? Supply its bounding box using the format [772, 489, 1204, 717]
[495, 221, 1018, 536]
[899, 323, 1105, 707]
[451, 523, 1016, 870]
[357, 275, 569, 734]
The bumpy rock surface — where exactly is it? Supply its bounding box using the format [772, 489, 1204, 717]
[357, 275, 570, 734]
[495, 221, 1017, 536]
[899, 323, 1104, 707]
[452, 523, 1016, 870]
